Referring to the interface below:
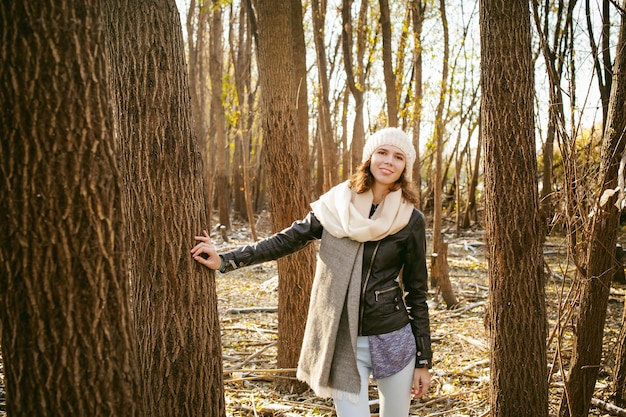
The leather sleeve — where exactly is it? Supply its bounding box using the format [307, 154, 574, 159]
[219, 211, 323, 273]
[402, 211, 433, 367]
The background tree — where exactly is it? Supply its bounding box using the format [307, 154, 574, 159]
[106, 0, 225, 415]
[379, 0, 399, 126]
[480, 0, 549, 416]
[210, 0, 231, 234]
[312, 0, 339, 191]
[409, 0, 426, 208]
[531, 0, 576, 232]
[588, 0, 613, 129]
[230, 2, 259, 239]
[186, 0, 213, 220]
[342, 0, 371, 176]
[559, 5, 626, 415]
[0, 2, 143, 415]
[254, 0, 317, 393]
[430, 0, 457, 307]
[291, 0, 311, 187]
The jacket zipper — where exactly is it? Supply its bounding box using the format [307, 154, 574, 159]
[375, 285, 400, 301]
[359, 241, 380, 335]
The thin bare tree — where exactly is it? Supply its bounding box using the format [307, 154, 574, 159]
[379, 0, 399, 126]
[430, 0, 457, 308]
[559, 5, 626, 415]
[312, 0, 339, 191]
[342, 0, 371, 175]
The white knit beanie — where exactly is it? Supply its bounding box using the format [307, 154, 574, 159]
[362, 127, 416, 178]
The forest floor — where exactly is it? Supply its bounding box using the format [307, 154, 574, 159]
[0, 216, 625, 417]
[216, 214, 626, 417]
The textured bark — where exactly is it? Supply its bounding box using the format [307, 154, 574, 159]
[0, 2, 142, 416]
[562, 10, 626, 417]
[480, 0, 549, 416]
[255, 0, 317, 393]
[106, 0, 225, 415]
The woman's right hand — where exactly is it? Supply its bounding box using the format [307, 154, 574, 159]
[191, 230, 222, 270]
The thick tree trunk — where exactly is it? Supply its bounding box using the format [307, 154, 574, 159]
[480, 0, 549, 416]
[255, 0, 317, 393]
[0, 2, 142, 416]
[561, 10, 626, 417]
[106, 1, 225, 415]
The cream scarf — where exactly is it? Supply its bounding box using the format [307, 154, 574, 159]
[296, 181, 414, 399]
[310, 180, 414, 242]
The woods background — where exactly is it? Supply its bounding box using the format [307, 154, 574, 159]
[1, 0, 626, 417]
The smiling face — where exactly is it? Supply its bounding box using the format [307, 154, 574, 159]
[369, 145, 407, 187]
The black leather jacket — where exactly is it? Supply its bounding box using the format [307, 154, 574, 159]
[219, 209, 432, 367]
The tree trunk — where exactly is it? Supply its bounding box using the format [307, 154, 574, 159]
[255, 0, 317, 393]
[410, 0, 426, 209]
[0, 2, 143, 416]
[480, 0, 549, 415]
[561, 9, 626, 417]
[586, 0, 612, 130]
[186, 0, 212, 225]
[106, 1, 225, 415]
[379, 0, 398, 126]
[431, 0, 457, 307]
[233, 4, 257, 240]
[210, 1, 231, 232]
[615, 299, 626, 408]
[342, 0, 369, 175]
[291, 0, 310, 186]
[312, 0, 339, 191]
[531, 0, 576, 234]
[461, 117, 482, 228]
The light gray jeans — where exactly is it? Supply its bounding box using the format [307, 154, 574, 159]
[333, 336, 416, 417]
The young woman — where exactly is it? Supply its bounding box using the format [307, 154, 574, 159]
[191, 127, 432, 417]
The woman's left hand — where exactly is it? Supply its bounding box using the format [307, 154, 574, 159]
[190, 230, 222, 270]
[411, 367, 431, 398]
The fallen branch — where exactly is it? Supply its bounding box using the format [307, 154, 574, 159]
[222, 325, 278, 334]
[237, 341, 277, 368]
[225, 374, 298, 383]
[591, 398, 626, 416]
[226, 306, 278, 314]
[224, 367, 297, 375]
[454, 334, 488, 352]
